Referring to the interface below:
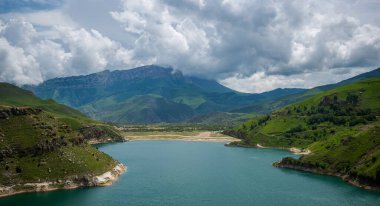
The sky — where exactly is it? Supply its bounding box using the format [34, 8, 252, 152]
[0, 0, 379, 93]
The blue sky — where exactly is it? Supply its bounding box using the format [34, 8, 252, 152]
[0, 0, 62, 13]
[0, 0, 379, 92]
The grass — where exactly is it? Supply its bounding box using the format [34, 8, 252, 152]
[228, 78, 380, 184]
[0, 109, 119, 186]
[0, 83, 122, 187]
[261, 116, 307, 134]
[0, 146, 117, 185]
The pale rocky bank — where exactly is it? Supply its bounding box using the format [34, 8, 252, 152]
[0, 163, 126, 197]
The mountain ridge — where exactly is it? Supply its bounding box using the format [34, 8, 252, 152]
[25, 65, 305, 123]
[232, 67, 380, 114]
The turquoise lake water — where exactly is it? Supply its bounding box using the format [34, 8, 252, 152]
[0, 141, 379, 205]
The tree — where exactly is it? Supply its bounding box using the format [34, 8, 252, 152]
[346, 93, 359, 106]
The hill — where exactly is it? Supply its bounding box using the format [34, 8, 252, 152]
[187, 112, 255, 126]
[0, 83, 126, 196]
[25, 65, 305, 123]
[0, 83, 123, 142]
[232, 67, 380, 114]
[225, 78, 380, 191]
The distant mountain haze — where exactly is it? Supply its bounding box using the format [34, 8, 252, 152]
[24, 65, 379, 124]
[23, 65, 298, 123]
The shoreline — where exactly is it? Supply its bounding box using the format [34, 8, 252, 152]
[224, 142, 311, 155]
[273, 162, 380, 193]
[225, 142, 379, 193]
[124, 131, 241, 143]
[128, 137, 240, 142]
[0, 163, 126, 198]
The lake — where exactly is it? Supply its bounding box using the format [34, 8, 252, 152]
[0, 141, 379, 205]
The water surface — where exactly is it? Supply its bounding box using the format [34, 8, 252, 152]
[1, 141, 379, 205]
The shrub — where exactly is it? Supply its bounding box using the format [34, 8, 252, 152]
[16, 166, 22, 173]
[287, 125, 305, 133]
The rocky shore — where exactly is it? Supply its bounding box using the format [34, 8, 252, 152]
[224, 142, 311, 155]
[273, 160, 380, 192]
[225, 142, 379, 192]
[0, 163, 126, 197]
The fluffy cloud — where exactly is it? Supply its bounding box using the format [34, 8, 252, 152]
[221, 67, 372, 93]
[0, 18, 134, 85]
[0, 0, 379, 92]
[0, 37, 42, 85]
[110, 0, 380, 80]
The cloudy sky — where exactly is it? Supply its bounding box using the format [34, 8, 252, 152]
[0, 0, 379, 92]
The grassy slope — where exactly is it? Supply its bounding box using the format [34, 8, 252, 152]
[187, 112, 255, 126]
[0, 108, 117, 186]
[0, 83, 93, 129]
[228, 78, 380, 185]
[0, 83, 123, 139]
[0, 83, 122, 187]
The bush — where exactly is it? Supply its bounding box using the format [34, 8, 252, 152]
[287, 125, 305, 133]
[364, 114, 376, 121]
[349, 117, 366, 126]
[16, 166, 22, 173]
[346, 93, 359, 105]
[258, 115, 270, 125]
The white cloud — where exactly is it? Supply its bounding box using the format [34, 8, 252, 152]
[109, 0, 380, 81]
[0, 37, 42, 85]
[221, 67, 373, 93]
[0, 18, 134, 84]
[56, 26, 133, 74]
[0, 0, 379, 93]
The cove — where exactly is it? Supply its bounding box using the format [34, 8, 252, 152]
[0, 141, 379, 206]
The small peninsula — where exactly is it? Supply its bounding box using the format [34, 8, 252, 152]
[0, 83, 126, 197]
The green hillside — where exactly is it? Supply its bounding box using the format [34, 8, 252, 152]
[0, 83, 125, 194]
[0, 107, 117, 185]
[187, 112, 255, 126]
[0, 83, 123, 141]
[226, 78, 380, 189]
[0, 83, 94, 130]
[232, 67, 380, 114]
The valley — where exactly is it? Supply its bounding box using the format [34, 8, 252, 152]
[1, 66, 380, 201]
[2, 1, 380, 204]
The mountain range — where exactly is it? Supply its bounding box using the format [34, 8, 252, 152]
[24, 65, 380, 124]
[24, 65, 304, 123]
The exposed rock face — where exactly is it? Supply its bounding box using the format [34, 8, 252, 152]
[0, 107, 41, 119]
[79, 126, 123, 143]
[0, 163, 127, 197]
[93, 163, 127, 186]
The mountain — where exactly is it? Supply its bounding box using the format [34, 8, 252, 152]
[259, 88, 307, 99]
[225, 78, 380, 190]
[25, 65, 305, 123]
[0, 83, 125, 196]
[232, 67, 380, 114]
